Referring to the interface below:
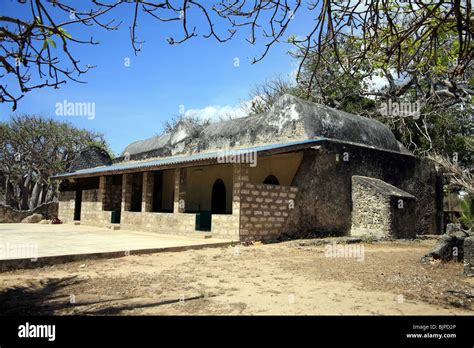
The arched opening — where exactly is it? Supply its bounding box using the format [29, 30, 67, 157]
[211, 179, 226, 214]
[263, 175, 280, 186]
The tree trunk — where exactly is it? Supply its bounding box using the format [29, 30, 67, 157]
[52, 181, 58, 201]
[45, 184, 55, 203]
[5, 179, 19, 209]
[8, 179, 20, 209]
[29, 181, 41, 209]
[4, 175, 10, 206]
[39, 184, 46, 205]
[20, 175, 31, 210]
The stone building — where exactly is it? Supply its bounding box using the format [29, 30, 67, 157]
[350, 176, 416, 239]
[53, 95, 443, 241]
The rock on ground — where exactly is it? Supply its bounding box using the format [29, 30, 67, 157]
[21, 214, 43, 223]
[464, 236, 474, 276]
[423, 224, 469, 262]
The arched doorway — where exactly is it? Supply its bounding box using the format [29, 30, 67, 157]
[211, 179, 226, 214]
[263, 175, 280, 185]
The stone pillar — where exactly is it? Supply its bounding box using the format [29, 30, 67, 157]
[173, 168, 186, 213]
[121, 173, 132, 212]
[99, 176, 107, 211]
[232, 163, 249, 215]
[142, 172, 154, 212]
[234, 163, 250, 238]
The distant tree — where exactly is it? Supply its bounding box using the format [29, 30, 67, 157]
[1, 1, 471, 111]
[0, 115, 108, 210]
[247, 12, 473, 164]
[428, 153, 473, 193]
[243, 76, 301, 115]
[292, 35, 377, 116]
[160, 113, 210, 135]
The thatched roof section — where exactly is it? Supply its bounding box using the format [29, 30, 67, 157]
[122, 94, 408, 160]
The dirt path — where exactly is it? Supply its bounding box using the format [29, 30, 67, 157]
[0, 239, 472, 315]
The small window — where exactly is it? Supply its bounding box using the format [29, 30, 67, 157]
[263, 175, 280, 186]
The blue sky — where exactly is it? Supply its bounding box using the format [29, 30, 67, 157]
[0, 1, 315, 155]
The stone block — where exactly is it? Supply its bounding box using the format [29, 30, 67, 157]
[463, 236, 474, 276]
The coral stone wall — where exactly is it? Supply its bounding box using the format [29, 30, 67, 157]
[351, 183, 392, 238]
[120, 211, 196, 235]
[58, 191, 75, 223]
[211, 215, 240, 239]
[239, 178, 298, 242]
[286, 140, 442, 237]
[351, 176, 417, 239]
[81, 189, 111, 226]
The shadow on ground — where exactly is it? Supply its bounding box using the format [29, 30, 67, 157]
[0, 276, 209, 315]
[0, 276, 82, 315]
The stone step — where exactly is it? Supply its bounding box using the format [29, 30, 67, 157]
[192, 232, 212, 239]
[106, 224, 121, 230]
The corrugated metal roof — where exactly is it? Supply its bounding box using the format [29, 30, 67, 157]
[53, 139, 323, 179]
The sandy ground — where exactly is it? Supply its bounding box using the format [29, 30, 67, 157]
[0, 239, 473, 315]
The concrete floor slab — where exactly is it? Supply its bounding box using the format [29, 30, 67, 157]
[0, 223, 233, 270]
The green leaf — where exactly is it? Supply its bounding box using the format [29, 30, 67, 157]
[47, 38, 57, 49]
[57, 27, 72, 39]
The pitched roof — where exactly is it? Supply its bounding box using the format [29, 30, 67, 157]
[352, 176, 416, 198]
[121, 94, 409, 160]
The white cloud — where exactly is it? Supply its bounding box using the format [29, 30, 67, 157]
[364, 69, 412, 99]
[182, 91, 290, 123]
[184, 103, 247, 122]
[364, 74, 388, 94]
